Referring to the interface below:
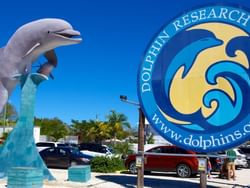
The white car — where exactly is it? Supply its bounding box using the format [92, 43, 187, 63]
[212, 149, 248, 169]
[36, 142, 60, 152]
[80, 149, 112, 157]
[78, 143, 113, 157]
[234, 148, 248, 168]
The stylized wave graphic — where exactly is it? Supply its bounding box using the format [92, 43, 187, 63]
[205, 61, 249, 126]
[152, 25, 250, 133]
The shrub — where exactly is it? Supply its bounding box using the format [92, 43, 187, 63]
[91, 156, 125, 173]
[113, 142, 134, 160]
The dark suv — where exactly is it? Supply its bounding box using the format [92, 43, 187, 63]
[125, 145, 198, 178]
[39, 146, 92, 168]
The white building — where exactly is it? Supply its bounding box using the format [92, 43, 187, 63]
[0, 126, 40, 143]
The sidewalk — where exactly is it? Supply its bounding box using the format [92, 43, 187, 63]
[0, 168, 250, 188]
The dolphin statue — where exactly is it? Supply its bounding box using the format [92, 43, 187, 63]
[0, 18, 82, 112]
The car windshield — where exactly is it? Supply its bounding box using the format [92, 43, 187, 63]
[240, 147, 250, 153]
[69, 148, 81, 155]
[237, 149, 244, 154]
[58, 144, 66, 147]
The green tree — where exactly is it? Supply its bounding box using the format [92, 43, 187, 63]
[113, 141, 133, 159]
[70, 119, 111, 143]
[35, 117, 68, 141]
[89, 120, 111, 143]
[70, 120, 92, 143]
[147, 133, 155, 144]
[70, 111, 132, 144]
[106, 110, 131, 144]
[0, 103, 18, 126]
[0, 131, 10, 145]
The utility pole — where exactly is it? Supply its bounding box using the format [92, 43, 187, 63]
[120, 95, 145, 188]
[137, 108, 145, 188]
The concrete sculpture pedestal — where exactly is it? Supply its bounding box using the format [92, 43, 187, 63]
[0, 73, 54, 180]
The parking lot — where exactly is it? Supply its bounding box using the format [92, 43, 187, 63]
[0, 168, 249, 188]
[42, 168, 250, 188]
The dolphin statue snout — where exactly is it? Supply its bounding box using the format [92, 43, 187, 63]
[50, 28, 82, 45]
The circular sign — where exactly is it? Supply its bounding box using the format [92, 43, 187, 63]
[138, 4, 250, 152]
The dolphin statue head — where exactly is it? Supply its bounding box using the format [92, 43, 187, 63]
[5, 18, 82, 61]
[0, 18, 82, 112]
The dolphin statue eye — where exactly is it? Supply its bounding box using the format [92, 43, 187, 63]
[47, 31, 50, 34]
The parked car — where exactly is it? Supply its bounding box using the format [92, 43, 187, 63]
[36, 142, 60, 152]
[214, 149, 248, 169]
[234, 148, 248, 168]
[125, 145, 198, 178]
[239, 146, 250, 168]
[57, 143, 79, 149]
[39, 146, 93, 168]
[206, 151, 226, 172]
[78, 143, 113, 157]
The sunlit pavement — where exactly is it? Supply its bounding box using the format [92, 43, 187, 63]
[0, 168, 249, 188]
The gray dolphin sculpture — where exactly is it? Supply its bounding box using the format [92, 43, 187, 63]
[0, 18, 82, 112]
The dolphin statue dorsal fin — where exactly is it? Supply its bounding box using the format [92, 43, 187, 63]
[23, 42, 41, 57]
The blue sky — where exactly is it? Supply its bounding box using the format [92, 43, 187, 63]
[1, 0, 249, 127]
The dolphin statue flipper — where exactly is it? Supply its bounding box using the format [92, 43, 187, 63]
[0, 18, 82, 112]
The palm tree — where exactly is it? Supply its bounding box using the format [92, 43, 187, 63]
[113, 141, 133, 159]
[106, 110, 131, 145]
[0, 102, 18, 126]
[71, 120, 95, 143]
[88, 120, 111, 143]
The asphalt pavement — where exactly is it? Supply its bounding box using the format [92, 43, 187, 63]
[0, 168, 249, 188]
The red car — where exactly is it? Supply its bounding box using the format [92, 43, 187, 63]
[125, 145, 198, 178]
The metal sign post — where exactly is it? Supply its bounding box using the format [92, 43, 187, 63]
[198, 157, 207, 188]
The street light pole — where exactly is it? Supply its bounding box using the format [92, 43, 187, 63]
[120, 95, 145, 188]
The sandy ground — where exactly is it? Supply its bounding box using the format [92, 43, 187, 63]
[0, 168, 249, 188]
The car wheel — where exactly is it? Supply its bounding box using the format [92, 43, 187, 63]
[247, 161, 250, 168]
[176, 164, 191, 178]
[144, 171, 151, 175]
[129, 161, 137, 174]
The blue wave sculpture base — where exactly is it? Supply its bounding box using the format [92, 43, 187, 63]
[0, 73, 54, 180]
